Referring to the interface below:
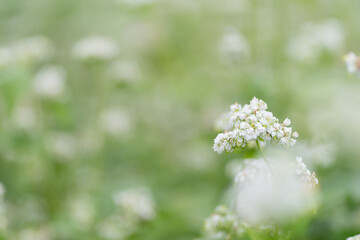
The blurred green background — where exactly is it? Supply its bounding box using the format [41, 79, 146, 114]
[0, 0, 360, 239]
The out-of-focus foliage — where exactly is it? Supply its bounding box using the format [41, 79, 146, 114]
[0, 0, 360, 239]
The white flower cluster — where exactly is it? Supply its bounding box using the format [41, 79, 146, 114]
[287, 19, 344, 62]
[107, 60, 142, 84]
[344, 52, 360, 76]
[213, 97, 298, 154]
[204, 205, 244, 239]
[219, 27, 250, 64]
[33, 65, 66, 100]
[347, 234, 360, 240]
[99, 108, 132, 137]
[18, 226, 52, 240]
[234, 157, 318, 224]
[97, 214, 137, 240]
[45, 132, 78, 161]
[295, 157, 319, 189]
[113, 187, 156, 221]
[234, 159, 271, 187]
[0, 35, 54, 66]
[97, 187, 156, 240]
[72, 36, 118, 61]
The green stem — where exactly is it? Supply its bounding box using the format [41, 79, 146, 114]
[256, 140, 273, 175]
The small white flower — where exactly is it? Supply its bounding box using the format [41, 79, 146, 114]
[99, 108, 132, 136]
[344, 52, 360, 76]
[219, 27, 250, 64]
[283, 118, 291, 126]
[46, 132, 78, 161]
[107, 60, 142, 84]
[18, 227, 52, 240]
[72, 36, 118, 61]
[0, 35, 54, 66]
[287, 19, 344, 62]
[12, 103, 37, 130]
[295, 156, 319, 188]
[33, 65, 66, 99]
[204, 205, 244, 239]
[113, 187, 156, 221]
[347, 234, 360, 240]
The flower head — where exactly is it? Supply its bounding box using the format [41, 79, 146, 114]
[234, 157, 318, 225]
[72, 36, 118, 61]
[219, 27, 250, 64]
[213, 97, 298, 154]
[347, 234, 360, 240]
[33, 65, 66, 99]
[344, 52, 360, 76]
[113, 187, 155, 221]
[203, 205, 244, 239]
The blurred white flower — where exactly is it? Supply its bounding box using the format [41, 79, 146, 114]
[295, 156, 319, 188]
[344, 52, 360, 76]
[219, 27, 250, 64]
[288, 141, 336, 168]
[68, 194, 95, 228]
[46, 132, 77, 161]
[99, 108, 132, 136]
[347, 234, 360, 240]
[33, 65, 66, 100]
[72, 36, 118, 61]
[97, 214, 137, 240]
[113, 187, 155, 221]
[287, 19, 344, 62]
[107, 60, 142, 84]
[18, 226, 52, 240]
[0, 35, 54, 66]
[204, 205, 244, 239]
[12, 103, 37, 130]
[234, 157, 318, 225]
[213, 97, 298, 154]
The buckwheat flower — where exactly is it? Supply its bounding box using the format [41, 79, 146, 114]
[287, 19, 344, 62]
[12, 103, 37, 130]
[295, 156, 319, 189]
[45, 132, 78, 161]
[68, 194, 95, 228]
[219, 27, 250, 64]
[13, 35, 54, 64]
[97, 214, 137, 240]
[234, 159, 271, 187]
[0, 35, 54, 66]
[18, 226, 52, 240]
[33, 65, 66, 100]
[72, 36, 118, 61]
[234, 157, 318, 225]
[213, 97, 298, 154]
[344, 52, 360, 76]
[113, 187, 155, 221]
[347, 234, 360, 240]
[203, 205, 244, 239]
[107, 60, 142, 84]
[99, 108, 132, 137]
